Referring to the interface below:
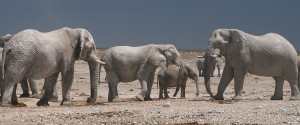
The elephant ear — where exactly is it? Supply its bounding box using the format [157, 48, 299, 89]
[228, 29, 247, 53]
[74, 29, 89, 60]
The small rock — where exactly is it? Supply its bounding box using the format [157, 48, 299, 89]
[162, 102, 171, 107]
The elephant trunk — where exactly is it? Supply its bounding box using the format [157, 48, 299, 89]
[204, 53, 214, 97]
[194, 77, 200, 96]
[86, 61, 100, 103]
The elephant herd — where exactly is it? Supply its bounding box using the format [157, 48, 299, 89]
[0, 27, 300, 107]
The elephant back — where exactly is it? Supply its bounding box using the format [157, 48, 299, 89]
[166, 64, 180, 87]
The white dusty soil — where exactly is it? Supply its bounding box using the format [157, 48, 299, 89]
[1, 59, 300, 125]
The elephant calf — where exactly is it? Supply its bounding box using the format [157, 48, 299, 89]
[157, 64, 199, 99]
[196, 57, 221, 77]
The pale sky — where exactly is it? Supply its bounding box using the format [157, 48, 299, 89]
[1, 0, 299, 50]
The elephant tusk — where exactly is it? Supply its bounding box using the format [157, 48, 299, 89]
[197, 55, 204, 58]
[96, 60, 106, 64]
[210, 54, 217, 58]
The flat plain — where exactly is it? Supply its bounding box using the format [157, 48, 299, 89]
[0, 50, 300, 125]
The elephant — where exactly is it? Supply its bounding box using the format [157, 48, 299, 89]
[101, 44, 184, 102]
[157, 64, 199, 99]
[204, 28, 300, 100]
[1, 27, 105, 107]
[1, 34, 39, 99]
[196, 57, 221, 77]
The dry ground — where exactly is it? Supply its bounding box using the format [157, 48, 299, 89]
[0, 51, 300, 125]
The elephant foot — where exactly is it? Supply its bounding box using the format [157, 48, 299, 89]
[112, 97, 122, 102]
[86, 97, 96, 103]
[20, 92, 30, 98]
[180, 97, 186, 99]
[144, 96, 153, 101]
[60, 100, 72, 106]
[213, 95, 224, 100]
[37, 99, 50, 106]
[135, 95, 144, 101]
[218, 74, 221, 77]
[232, 96, 246, 100]
[271, 95, 283, 100]
[164, 96, 170, 99]
[289, 95, 300, 100]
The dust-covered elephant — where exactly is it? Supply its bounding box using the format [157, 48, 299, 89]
[1, 27, 105, 107]
[157, 64, 199, 99]
[196, 57, 221, 77]
[0, 34, 40, 100]
[101, 44, 183, 102]
[204, 28, 300, 100]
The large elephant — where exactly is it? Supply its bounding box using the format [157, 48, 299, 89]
[157, 64, 199, 99]
[1, 34, 39, 100]
[196, 57, 221, 77]
[204, 28, 300, 100]
[1, 27, 105, 106]
[101, 44, 183, 102]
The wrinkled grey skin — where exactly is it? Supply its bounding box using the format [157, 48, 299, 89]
[157, 64, 199, 99]
[1, 27, 105, 107]
[204, 28, 300, 100]
[196, 57, 221, 77]
[101, 44, 183, 102]
[0, 34, 40, 99]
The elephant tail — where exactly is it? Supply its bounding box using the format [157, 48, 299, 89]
[1, 48, 10, 80]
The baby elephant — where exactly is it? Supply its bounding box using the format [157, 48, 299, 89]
[196, 57, 221, 77]
[157, 64, 199, 99]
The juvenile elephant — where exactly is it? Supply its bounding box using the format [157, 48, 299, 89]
[157, 64, 199, 99]
[196, 57, 221, 77]
[204, 28, 300, 100]
[101, 44, 183, 102]
[1, 27, 105, 106]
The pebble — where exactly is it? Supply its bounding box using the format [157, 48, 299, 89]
[162, 102, 171, 107]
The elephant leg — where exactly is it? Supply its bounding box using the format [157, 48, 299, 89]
[211, 66, 215, 77]
[164, 84, 170, 99]
[107, 72, 120, 102]
[232, 70, 246, 100]
[136, 73, 149, 101]
[159, 85, 164, 99]
[144, 72, 155, 101]
[50, 85, 58, 102]
[217, 65, 221, 77]
[288, 78, 300, 100]
[60, 69, 75, 105]
[180, 82, 187, 99]
[37, 73, 59, 106]
[20, 78, 30, 97]
[1, 70, 24, 106]
[271, 77, 284, 100]
[11, 84, 19, 105]
[28, 79, 39, 98]
[214, 64, 234, 100]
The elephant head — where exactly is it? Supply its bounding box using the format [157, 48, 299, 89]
[73, 29, 106, 103]
[156, 44, 183, 68]
[204, 28, 244, 97]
